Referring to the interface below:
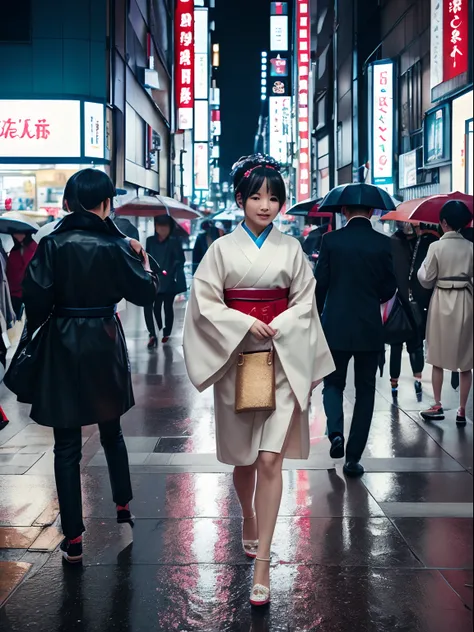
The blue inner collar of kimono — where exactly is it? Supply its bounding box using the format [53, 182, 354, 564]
[242, 222, 273, 249]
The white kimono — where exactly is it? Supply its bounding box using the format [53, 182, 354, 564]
[183, 224, 335, 466]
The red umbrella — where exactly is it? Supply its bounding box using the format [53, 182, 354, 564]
[382, 192, 473, 224]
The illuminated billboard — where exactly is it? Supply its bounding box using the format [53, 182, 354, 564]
[296, 0, 310, 200]
[0, 100, 81, 158]
[269, 96, 291, 166]
[369, 60, 394, 195]
[194, 142, 209, 190]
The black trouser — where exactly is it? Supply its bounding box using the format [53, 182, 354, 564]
[389, 339, 424, 380]
[144, 294, 176, 338]
[323, 350, 380, 463]
[53, 420, 132, 539]
[10, 296, 24, 321]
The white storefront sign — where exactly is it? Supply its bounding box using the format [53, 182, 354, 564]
[399, 149, 418, 189]
[0, 100, 81, 158]
[84, 101, 105, 159]
[270, 16, 289, 51]
[269, 96, 291, 165]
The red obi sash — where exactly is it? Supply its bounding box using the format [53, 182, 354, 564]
[224, 288, 289, 325]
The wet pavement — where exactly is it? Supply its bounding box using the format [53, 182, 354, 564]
[0, 301, 472, 631]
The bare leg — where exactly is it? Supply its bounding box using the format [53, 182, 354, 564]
[460, 370, 473, 411]
[233, 464, 257, 541]
[432, 366, 444, 405]
[253, 451, 285, 588]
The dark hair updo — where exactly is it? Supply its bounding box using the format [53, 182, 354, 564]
[66, 169, 116, 213]
[231, 154, 286, 209]
[439, 200, 472, 232]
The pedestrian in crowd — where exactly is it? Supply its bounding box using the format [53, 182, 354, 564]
[450, 223, 473, 392]
[418, 201, 473, 426]
[17, 168, 157, 563]
[389, 222, 438, 398]
[6, 231, 37, 320]
[315, 204, 397, 477]
[183, 154, 334, 607]
[144, 215, 186, 349]
[0, 243, 15, 431]
[0, 331, 8, 430]
[192, 220, 222, 273]
[302, 221, 331, 257]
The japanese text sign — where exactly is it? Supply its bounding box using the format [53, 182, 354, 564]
[372, 62, 394, 185]
[175, 0, 194, 130]
[296, 0, 310, 201]
[0, 100, 81, 158]
[431, 0, 469, 89]
[443, 0, 468, 82]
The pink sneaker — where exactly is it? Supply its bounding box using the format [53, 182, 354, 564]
[421, 404, 445, 421]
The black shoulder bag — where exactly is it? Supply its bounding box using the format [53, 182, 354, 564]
[406, 237, 423, 331]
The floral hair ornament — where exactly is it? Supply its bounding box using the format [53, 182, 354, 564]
[243, 164, 277, 179]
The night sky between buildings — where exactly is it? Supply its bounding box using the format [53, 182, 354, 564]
[214, 0, 270, 181]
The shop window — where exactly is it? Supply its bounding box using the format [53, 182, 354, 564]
[317, 137, 330, 198]
[466, 119, 473, 195]
[0, 0, 31, 42]
[400, 60, 422, 142]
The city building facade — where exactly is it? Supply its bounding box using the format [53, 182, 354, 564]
[309, 0, 473, 200]
[0, 0, 174, 213]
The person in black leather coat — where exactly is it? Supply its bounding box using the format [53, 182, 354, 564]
[22, 169, 157, 563]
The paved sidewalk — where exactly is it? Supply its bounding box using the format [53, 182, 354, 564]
[0, 303, 472, 631]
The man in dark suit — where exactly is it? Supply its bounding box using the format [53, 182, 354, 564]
[315, 206, 397, 477]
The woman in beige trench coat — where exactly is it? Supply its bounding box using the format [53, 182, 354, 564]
[418, 201, 473, 425]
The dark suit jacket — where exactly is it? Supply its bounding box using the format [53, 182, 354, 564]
[315, 217, 397, 352]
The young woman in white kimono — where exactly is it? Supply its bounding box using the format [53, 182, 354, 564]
[183, 154, 334, 606]
[418, 201, 473, 425]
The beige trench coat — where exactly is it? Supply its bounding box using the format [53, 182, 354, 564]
[418, 232, 473, 371]
[183, 224, 335, 466]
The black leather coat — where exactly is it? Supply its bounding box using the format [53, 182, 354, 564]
[22, 211, 157, 429]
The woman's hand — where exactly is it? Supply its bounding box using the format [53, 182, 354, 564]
[250, 320, 277, 341]
[129, 238, 143, 256]
[128, 239, 151, 272]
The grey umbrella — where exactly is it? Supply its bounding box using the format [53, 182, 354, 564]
[319, 183, 396, 212]
[0, 212, 40, 235]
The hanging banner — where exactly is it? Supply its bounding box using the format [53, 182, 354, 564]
[296, 0, 310, 201]
[175, 0, 194, 130]
[430, 0, 469, 94]
[443, 0, 468, 82]
[430, 0, 444, 89]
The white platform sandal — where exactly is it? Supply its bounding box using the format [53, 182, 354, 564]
[242, 514, 259, 559]
[249, 557, 271, 607]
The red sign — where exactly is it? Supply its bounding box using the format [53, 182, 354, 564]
[296, 1, 310, 201]
[443, 0, 468, 81]
[175, 0, 194, 130]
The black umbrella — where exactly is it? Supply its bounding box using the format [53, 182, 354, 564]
[286, 198, 322, 216]
[319, 183, 396, 212]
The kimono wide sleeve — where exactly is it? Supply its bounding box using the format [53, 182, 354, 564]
[183, 242, 256, 392]
[270, 245, 335, 411]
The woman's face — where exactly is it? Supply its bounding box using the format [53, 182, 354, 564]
[13, 233, 26, 243]
[155, 223, 171, 240]
[240, 180, 281, 233]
